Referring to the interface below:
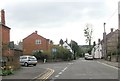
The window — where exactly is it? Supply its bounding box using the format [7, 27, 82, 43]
[35, 39, 41, 45]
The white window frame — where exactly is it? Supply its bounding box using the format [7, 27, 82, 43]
[35, 39, 41, 45]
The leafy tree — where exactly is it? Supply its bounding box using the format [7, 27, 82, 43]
[32, 51, 43, 60]
[51, 45, 73, 61]
[70, 40, 82, 59]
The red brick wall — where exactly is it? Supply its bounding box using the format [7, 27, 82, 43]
[2, 25, 10, 44]
[23, 32, 51, 55]
[2, 25, 11, 56]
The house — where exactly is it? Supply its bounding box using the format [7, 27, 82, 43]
[91, 39, 103, 59]
[102, 28, 119, 61]
[23, 31, 53, 55]
[62, 41, 73, 53]
[0, 9, 22, 70]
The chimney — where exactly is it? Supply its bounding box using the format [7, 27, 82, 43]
[98, 39, 101, 43]
[1, 9, 5, 25]
[35, 31, 37, 34]
[111, 28, 113, 33]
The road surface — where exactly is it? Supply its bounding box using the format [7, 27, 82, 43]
[37, 58, 118, 80]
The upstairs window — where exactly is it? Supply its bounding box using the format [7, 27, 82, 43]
[35, 39, 41, 45]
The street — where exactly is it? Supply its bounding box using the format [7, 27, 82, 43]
[37, 58, 118, 80]
[2, 58, 119, 81]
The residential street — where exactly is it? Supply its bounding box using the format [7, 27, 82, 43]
[1, 58, 119, 81]
[37, 58, 118, 80]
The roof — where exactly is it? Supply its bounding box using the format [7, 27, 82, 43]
[23, 31, 50, 41]
[106, 29, 119, 40]
[1, 24, 11, 29]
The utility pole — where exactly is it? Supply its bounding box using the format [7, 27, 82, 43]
[0, 23, 2, 60]
[118, 1, 120, 62]
[103, 23, 107, 60]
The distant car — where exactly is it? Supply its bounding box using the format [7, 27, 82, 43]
[86, 55, 93, 60]
[20, 55, 37, 67]
[84, 53, 89, 60]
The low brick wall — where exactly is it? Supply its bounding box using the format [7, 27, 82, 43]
[3, 49, 23, 70]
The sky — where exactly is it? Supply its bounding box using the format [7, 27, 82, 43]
[0, 0, 120, 45]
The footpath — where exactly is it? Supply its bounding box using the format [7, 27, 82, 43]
[1, 66, 47, 81]
[97, 59, 119, 68]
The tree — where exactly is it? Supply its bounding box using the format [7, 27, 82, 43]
[84, 24, 93, 46]
[59, 39, 64, 46]
[70, 40, 82, 59]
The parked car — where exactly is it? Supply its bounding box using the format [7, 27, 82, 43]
[20, 55, 37, 67]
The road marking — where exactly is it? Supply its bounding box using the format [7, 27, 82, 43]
[58, 72, 62, 75]
[97, 61, 118, 70]
[62, 67, 68, 72]
[55, 75, 59, 78]
[68, 63, 73, 65]
[38, 68, 54, 80]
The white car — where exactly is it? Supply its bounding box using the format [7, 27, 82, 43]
[20, 55, 37, 67]
[86, 55, 93, 60]
[84, 53, 93, 60]
[84, 53, 89, 60]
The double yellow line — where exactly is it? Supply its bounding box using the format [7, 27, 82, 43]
[38, 68, 54, 80]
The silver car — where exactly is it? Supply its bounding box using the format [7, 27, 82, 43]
[20, 55, 37, 67]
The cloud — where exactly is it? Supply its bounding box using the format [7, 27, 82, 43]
[1, 0, 119, 44]
[4, 1, 107, 28]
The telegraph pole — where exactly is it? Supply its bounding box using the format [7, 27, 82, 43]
[103, 23, 107, 60]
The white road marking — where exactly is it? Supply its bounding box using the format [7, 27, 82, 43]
[64, 67, 68, 70]
[58, 72, 62, 75]
[62, 67, 68, 72]
[68, 63, 73, 65]
[97, 61, 118, 70]
[55, 75, 59, 78]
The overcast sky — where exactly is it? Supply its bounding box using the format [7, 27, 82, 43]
[0, 0, 119, 45]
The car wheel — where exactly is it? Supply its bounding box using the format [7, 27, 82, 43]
[33, 64, 36, 66]
[24, 62, 28, 67]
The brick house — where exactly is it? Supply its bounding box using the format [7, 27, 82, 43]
[0, 9, 12, 57]
[0, 9, 22, 70]
[23, 31, 53, 55]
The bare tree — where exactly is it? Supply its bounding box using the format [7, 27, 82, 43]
[84, 24, 93, 46]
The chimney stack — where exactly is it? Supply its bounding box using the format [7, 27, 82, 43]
[35, 31, 37, 34]
[98, 39, 101, 44]
[111, 28, 113, 33]
[1, 9, 5, 25]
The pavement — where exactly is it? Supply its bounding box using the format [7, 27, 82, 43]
[2, 66, 48, 81]
[97, 59, 119, 68]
